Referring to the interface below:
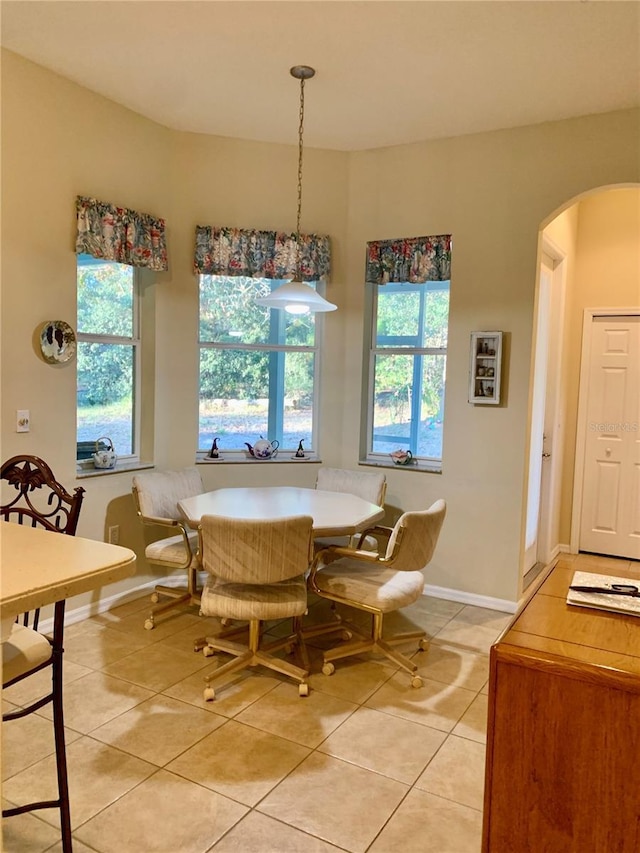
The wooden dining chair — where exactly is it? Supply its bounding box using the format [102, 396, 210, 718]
[1, 454, 86, 853]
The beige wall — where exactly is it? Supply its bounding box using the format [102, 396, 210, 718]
[1, 51, 175, 600]
[346, 117, 639, 602]
[2, 49, 639, 609]
[0, 50, 349, 607]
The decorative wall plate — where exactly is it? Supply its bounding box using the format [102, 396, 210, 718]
[40, 321, 77, 364]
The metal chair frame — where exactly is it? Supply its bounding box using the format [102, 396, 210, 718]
[1, 454, 85, 853]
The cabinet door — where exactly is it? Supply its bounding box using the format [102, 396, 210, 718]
[483, 651, 640, 852]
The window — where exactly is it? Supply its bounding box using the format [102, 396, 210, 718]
[365, 279, 450, 466]
[76, 254, 140, 461]
[198, 275, 320, 454]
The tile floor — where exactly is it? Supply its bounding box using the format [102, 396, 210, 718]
[2, 551, 626, 853]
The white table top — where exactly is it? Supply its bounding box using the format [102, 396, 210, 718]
[1, 523, 137, 619]
[178, 486, 385, 538]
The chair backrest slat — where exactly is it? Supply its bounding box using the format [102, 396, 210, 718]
[199, 514, 314, 586]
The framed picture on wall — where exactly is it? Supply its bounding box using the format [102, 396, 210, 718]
[469, 331, 503, 404]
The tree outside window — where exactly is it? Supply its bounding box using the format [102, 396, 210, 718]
[198, 275, 319, 454]
[367, 280, 449, 464]
[76, 254, 139, 459]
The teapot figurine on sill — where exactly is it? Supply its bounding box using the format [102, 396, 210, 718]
[390, 449, 413, 466]
[245, 436, 279, 459]
[92, 436, 117, 469]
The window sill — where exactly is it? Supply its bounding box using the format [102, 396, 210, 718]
[196, 452, 321, 465]
[76, 460, 155, 479]
[359, 458, 442, 474]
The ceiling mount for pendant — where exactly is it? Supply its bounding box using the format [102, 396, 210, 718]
[255, 64, 336, 315]
[290, 65, 316, 82]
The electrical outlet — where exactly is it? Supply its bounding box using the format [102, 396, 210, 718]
[16, 410, 30, 432]
[108, 525, 120, 545]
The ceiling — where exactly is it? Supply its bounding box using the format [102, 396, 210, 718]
[2, 1, 638, 151]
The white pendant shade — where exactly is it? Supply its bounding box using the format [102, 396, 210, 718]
[255, 280, 337, 314]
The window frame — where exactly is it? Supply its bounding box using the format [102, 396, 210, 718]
[76, 255, 142, 468]
[362, 279, 449, 471]
[196, 275, 323, 460]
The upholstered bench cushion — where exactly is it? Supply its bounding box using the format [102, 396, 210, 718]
[3, 623, 53, 683]
[314, 559, 425, 612]
[201, 574, 307, 621]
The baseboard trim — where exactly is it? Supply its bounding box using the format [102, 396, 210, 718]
[423, 584, 518, 614]
[42, 573, 517, 632]
[40, 574, 204, 634]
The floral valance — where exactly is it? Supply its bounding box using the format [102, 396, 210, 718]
[75, 196, 168, 272]
[365, 234, 451, 285]
[194, 226, 331, 281]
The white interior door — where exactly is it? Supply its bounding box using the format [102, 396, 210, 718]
[579, 315, 640, 560]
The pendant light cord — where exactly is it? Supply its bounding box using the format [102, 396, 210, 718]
[290, 65, 315, 282]
[295, 75, 306, 280]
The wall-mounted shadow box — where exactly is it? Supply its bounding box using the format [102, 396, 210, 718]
[469, 331, 503, 404]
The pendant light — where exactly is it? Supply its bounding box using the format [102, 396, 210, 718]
[255, 66, 336, 314]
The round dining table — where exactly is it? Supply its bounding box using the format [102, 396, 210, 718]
[177, 486, 385, 539]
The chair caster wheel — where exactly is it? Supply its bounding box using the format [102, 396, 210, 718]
[411, 675, 423, 689]
[203, 646, 216, 657]
[144, 618, 154, 631]
[204, 687, 215, 702]
[341, 630, 352, 641]
[150, 592, 159, 604]
[322, 662, 335, 676]
[299, 683, 309, 697]
[418, 638, 429, 651]
[221, 618, 232, 627]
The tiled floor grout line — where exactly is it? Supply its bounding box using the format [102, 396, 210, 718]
[8, 556, 633, 851]
[3, 589, 497, 853]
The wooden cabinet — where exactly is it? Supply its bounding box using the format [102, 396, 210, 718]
[482, 558, 640, 852]
[469, 331, 502, 404]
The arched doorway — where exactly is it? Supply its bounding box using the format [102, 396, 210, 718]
[523, 184, 640, 587]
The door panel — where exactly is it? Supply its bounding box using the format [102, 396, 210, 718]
[579, 316, 640, 559]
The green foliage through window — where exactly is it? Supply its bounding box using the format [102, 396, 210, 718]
[76, 255, 137, 457]
[199, 276, 318, 452]
[367, 280, 449, 462]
